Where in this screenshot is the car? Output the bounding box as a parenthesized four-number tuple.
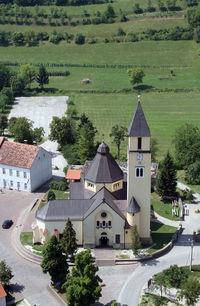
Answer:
(2, 220, 13, 229)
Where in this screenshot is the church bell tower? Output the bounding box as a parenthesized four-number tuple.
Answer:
(127, 96, 151, 242)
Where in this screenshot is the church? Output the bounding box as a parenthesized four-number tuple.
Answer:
(32, 98, 151, 248)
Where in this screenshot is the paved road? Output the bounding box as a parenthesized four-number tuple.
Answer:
(118, 185, 200, 305)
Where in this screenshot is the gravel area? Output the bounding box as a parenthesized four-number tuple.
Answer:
(9, 96, 68, 177)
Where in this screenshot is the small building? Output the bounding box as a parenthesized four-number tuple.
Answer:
(0, 283, 6, 306)
(33, 98, 152, 247)
(65, 169, 82, 183)
(0, 137, 52, 192)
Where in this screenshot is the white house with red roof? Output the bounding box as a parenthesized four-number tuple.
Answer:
(0, 137, 52, 192)
(0, 283, 6, 306)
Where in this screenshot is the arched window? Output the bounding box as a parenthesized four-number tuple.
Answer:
(97, 221, 100, 227)
(108, 221, 111, 227)
(102, 221, 106, 227)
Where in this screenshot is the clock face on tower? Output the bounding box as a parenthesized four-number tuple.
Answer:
(136, 154, 143, 161)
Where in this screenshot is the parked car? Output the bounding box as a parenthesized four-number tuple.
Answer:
(2, 220, 13, 229)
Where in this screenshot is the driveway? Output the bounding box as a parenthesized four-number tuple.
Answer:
(9, 96, 68, 177)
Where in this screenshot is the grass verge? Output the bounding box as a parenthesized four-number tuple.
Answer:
(37, 189, 70, 211)
(20, 232, 43, 253)
(151, 192, 180, 221)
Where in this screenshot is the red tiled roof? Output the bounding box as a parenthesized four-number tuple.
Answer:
(66, 169, 82, 180)
(0, 138, 39, 169)
(0, 283, 6, 298)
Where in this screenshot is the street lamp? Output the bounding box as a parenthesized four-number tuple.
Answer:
(190, 238, 194, 272)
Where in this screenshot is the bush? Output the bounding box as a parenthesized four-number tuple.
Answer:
(75, 33, 85, 45)
(117, 27, 126, 36)
(181, 189, 194, 202)
(49, 180, 68, 191)
(47, 190, 56, 201)
(133, 3, 143, 14)
(186, 161, 200, 184)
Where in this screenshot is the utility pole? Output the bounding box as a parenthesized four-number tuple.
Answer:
(190, 238, 194, 272)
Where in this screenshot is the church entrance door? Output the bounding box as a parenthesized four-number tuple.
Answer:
(100, 236, 108, 247)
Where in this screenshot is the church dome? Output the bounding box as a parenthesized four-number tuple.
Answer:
(84, 142, 123, 183)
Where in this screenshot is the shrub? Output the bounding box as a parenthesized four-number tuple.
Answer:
(47, 190, 56, 201)
(133, 3, 143, 14)
(75, 33, 85, 45)
(117, 27, 126, 36)
(49, 180, 68, 191)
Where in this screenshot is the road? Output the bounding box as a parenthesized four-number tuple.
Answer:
(118, 188, 200, 306)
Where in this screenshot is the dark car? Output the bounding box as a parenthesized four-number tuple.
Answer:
(2, 220, 13, 229)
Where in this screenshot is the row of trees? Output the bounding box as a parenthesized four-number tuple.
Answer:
(0, 0, 109, 6)
(41, 218, 102, 305)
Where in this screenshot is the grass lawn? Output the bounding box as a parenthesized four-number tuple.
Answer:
(151, 192, 180, 220)
(147, 221, 177, 254)
(37, 189, 70, 211)
(0, 41, 195, 67)
(20, 232, 43, 254)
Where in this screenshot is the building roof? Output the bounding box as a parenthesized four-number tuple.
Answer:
(0, 137, 40, 169)
(128, 102, 150, 137)
(36, 187, 125, 222)
(36, 199, 94, 221)
(66, 169, 82, 180)
(84, 142, 123, 183)
(127, 196, 140, 213)
(0, 283, 6, 298)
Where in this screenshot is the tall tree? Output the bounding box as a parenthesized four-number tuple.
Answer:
(173, 123, 200, 169)
(62, 249, 102, 306)
(0, 64, 11, 90)
(0, 260, 13, 288)
(41, 235, 68, 285)
(0, 114, 8, 134)
(49, 116, 76, 146)
(131, 225, 141, 256)
(60, 218, 77, 259)
(179, 276, 200, 306)
(127, 68, 145, 87)
(37, 64, 49, 89)
(78, 116, 97, 164)
(110, 124, 127, 160)
(156, 151, 177, 201)
(19, 64, 36, 88)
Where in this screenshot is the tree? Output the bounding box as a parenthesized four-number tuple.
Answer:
(41, 235, 68, 285)
(131, 225, 141, 256)
(32, 127, 44, 143)
(36, 64, 49, 89)
(12, 32, 25, 46)
(0, 114, 8, 134)
(49, 116, 76, 146)
(153, 271, 168, 297)
(19, 64, 36, 88)
(60, 218, 77, 259)
(110, 125, 127, 160)
(62, 249, 102, 306)
(162, 265, 188, 288)
(104, 4, 116, 18)
(179, 276, 200, 305)
(11, 76, 26, 96)
(47, 190, 56, 201)
(0, 260, 13, 288)
(156, 152, 177, 201)
(173, 123, 200, 169)
(78, 118, 97, 164)
(0, 64, 11, 91)
(127, 68, 145, 87)
(151, 138, 159, 162)
(185, 160, 200, 184)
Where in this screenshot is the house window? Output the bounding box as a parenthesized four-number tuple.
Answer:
(2, 168, 5, 174)
(102, 221, 106, 227)
(24, 183, 27, 190)
(87, 182, 94, 188)
(16, 171, 20, 177)
(101, 212, 107, 218)
(10, 181, 13, 187)
(115, 235, 120, 244)
(113, 182, 120, 190)
(9, 169, 13, 176)
(138, 137, 142, 150)
(17, 182, 20, 190)
(97, 221, 100, 227)
(3, 180, 6, 187)
(24, 172, 27, 178)
(108, 221, 112, 227)
(135, 167, 144, 178)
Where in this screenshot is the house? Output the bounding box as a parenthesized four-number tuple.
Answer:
(33, 98, 152, 247)
(0, 283, 6, 306)
(0, 137, 52, 192)
(65, 169, 82, 183)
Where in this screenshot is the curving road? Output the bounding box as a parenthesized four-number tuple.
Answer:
(118, 186, 200, 306)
